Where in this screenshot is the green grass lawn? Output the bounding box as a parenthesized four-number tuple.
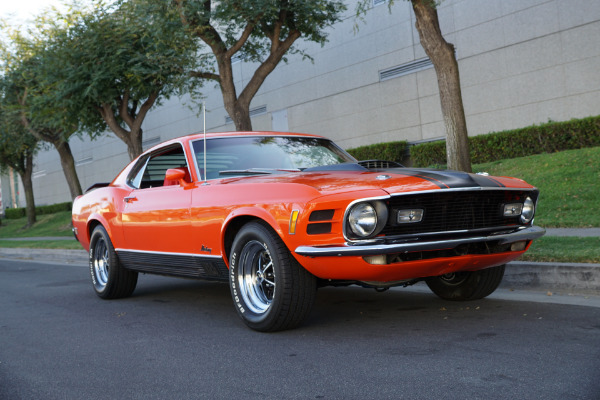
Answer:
(474, 146, 600, 228)
(0, 211, 74, 239)
(520, 237, 600, 263)
(0, 148, 598, 263)
(0, 239, 82, 249)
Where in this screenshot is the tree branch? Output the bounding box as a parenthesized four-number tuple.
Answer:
(131, 91, 159, 133)
(189, 70, 221, 81)
(239, 29, 300, 106)
(119, 91, 135, 129)
(99, 103, 131, 144)
(226, 22, 256, 58)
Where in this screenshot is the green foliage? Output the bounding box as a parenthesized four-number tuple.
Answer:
(178, 0, 347, 63)
(475, 146, 600, 228)
(346, 141, 408, 162)
(5, 202, 72, 220)
(47, 0, 204, 138)
(0, 239, 81, 249)
(176, 0, 346, 129)
(519, 237, 600, 263)
(1, 0, 204, 158)
(0, 210, 73, 238)
(411, 116, 600, 167)
(4, 208, 25, 219)
(0, 76, 40, 176)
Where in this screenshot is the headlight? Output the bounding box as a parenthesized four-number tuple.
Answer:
(346, 200, 389, 239)
(520, 197, 535, 224)
(348, 203, 378, 237)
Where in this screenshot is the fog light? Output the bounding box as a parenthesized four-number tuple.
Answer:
(363, 255, 388, 265)
(511, 241, 527, 252)
(503, 203, 523, 217)
(397, 209, 423, 224)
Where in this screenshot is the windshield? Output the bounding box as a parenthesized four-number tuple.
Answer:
(192, 136, 355, 180)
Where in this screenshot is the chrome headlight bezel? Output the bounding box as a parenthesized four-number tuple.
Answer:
(345, 199, 389, 240)
(520, 196, 535, 224)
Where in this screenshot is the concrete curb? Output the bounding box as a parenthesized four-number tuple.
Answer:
(504, 261, 600, 295)
(0, 248, 88, 264)
(1, 248, 598, 295)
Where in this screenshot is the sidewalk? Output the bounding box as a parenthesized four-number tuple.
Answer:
(0, 229, 598, 295)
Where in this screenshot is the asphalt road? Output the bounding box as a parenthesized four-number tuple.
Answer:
(1, 259, 599, 400)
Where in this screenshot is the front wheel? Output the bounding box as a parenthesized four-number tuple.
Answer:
(89, 226, 138, 299)
(426, 264, 505, 301)
(229, 222, 316, 332)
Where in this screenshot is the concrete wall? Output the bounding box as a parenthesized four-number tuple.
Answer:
(21, 0, 600, 206)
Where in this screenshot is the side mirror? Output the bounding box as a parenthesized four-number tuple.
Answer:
(165, 168, 186, 182)
(164, 168, 193, 188)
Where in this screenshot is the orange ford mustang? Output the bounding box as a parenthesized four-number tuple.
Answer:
(72, 131, 545, 331)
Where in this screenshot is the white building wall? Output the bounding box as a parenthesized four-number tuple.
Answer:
(26, 0, 600, 205)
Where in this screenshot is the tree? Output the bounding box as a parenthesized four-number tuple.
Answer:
(1, 19, 84, 200)
(358, 0, 472, 172)
(0, 77, 40, 227)
(173, 0, 346, 131)
(411, 0, 471, 172)
(59, 0, 203, 160)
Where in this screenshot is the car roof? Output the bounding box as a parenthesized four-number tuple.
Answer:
(147, 131, 326, 153)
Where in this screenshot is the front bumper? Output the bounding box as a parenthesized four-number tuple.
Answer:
(295, 226, 546, 257)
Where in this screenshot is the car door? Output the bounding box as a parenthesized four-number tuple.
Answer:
(120, 144, 194, 254)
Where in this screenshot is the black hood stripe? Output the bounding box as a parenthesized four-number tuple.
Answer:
(304, 163, 506, 189)
(391, 168, 506, 189)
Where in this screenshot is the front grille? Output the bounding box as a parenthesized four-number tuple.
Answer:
(382, 190, 533, 237)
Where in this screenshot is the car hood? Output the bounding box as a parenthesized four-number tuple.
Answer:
(220, 165, 533, 196)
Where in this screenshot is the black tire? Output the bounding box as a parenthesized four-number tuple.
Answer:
(425, 264, 505, 301)
(229, 222, 316, 332)
(89, 226, 138, 299)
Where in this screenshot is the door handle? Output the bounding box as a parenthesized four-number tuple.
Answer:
(124, 196, 138, 203)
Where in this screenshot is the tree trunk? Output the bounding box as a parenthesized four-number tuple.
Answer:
(227, 101, 252, 131)
(126, 128, 144, 160)
(20, 153, 36, 228)
(411, 0, 472, 172)
(53, 139, 83, 199)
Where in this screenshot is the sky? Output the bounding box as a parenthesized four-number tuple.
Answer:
(0, 0, 66, 26)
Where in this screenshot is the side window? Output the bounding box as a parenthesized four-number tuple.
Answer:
(127, 155, 150, 188)
(126, 145, 189, 189)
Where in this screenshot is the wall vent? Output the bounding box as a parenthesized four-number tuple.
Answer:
(379, 58, 433, 81)
(373, 0, 387, 6)
(33, 170, 46, 179)
(75, 157, 93, 167)
(225, 105, 267, 124)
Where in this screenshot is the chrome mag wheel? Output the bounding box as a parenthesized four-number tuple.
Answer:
(92, 237, 110, 291)
(237, 240, 276, 314)
(229, 222, 317, 331)
(88, 225, 138, 299)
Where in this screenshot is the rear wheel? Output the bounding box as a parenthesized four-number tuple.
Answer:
(426, 264, 505, 301)
(229, 222, 316, 332)
(89, 226, 138, 299)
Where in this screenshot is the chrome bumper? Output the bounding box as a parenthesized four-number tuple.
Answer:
(294, 226, 546, 257)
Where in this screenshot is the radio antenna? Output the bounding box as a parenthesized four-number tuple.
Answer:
(203, 102, 207, 182)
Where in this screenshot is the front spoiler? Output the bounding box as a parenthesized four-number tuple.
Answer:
(295, 226, 546, 258)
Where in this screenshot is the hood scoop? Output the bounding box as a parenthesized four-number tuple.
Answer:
(358, 160, 404, 169)
(303, 160, 404, 173)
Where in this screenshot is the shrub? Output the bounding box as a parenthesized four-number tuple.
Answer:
(4, 208, 26, 219)
(37, 202, 72, 215)
(411, 115, 600, 167)
(4, 202, 72, 220)
(346, 141, 408, 163)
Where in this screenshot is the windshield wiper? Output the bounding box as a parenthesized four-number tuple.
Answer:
(218, 168, 300, 176)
